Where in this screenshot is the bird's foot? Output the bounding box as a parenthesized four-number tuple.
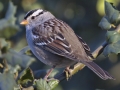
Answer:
(64, 67, 72, 80)
(43, 67, 54, 81)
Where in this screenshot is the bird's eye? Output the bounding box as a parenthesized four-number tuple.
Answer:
(31, 16, 35, 19)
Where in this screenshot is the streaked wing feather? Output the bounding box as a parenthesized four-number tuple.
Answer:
(34, 33, 73, 57)
(32, 19, 75, 59)
(77, 35, 94, 59)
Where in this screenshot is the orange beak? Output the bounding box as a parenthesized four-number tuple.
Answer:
(20, 20, 29, 25)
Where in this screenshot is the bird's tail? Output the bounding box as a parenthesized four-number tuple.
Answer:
(82, 61, 115, 80)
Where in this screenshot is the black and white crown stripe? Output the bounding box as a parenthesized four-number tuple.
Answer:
(24, 9, 38, 19)
(32, 9, 43, 16)
(24, 9, 47, 19)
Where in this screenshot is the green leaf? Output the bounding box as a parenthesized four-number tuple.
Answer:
(0, 38, 10, 54)
(3, 49, 35, 68)
(36, 79, 51, 90)
(0, 38, 8, 49)
(5, 1, 17, 24)
(106, 30, 120, 44)
(0, 71, 19, 90)
(98, 16, 111, 30)
(0, 26, 19, 39)
(103, 40, 120, 56)
(19, 46, 32, 55)
(105, 1, 120, 24)
(17, 67, 34, 87)
(48, 79, 59, 90)
(0, 1, 19, 39)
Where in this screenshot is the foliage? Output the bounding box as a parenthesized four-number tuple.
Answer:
(0, 2, 19, 38)
(98, 1, 120, 57)
(0, 0, 120, 90)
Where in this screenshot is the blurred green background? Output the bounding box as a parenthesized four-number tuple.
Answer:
(0, 0, 120, 90)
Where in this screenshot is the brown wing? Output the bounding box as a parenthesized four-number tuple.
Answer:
(32, 18, 86, 61)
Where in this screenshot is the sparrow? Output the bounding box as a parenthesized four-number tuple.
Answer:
(20, 9, 114, 80)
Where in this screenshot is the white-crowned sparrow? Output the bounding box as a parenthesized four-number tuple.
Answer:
(20, 9, 114, 80)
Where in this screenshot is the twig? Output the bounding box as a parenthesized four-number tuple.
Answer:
(92, 41, 108, 58)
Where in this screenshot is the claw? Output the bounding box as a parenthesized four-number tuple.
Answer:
(64, 67, 72, 80)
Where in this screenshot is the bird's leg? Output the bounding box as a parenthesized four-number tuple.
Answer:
(64, 66, 72, 80)
(44, 66, 55, 80)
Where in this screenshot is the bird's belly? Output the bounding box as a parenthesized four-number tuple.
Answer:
(32, 46, 75, 68)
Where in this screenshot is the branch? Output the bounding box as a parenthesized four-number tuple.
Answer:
(92, 41, 108, 58)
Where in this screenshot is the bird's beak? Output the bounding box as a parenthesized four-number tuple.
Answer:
(20, 20, 29, 25)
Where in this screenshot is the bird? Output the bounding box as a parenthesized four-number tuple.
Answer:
(20, 9, 114, 80)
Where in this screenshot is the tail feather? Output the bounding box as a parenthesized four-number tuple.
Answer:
(82, 61, 115, 80)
